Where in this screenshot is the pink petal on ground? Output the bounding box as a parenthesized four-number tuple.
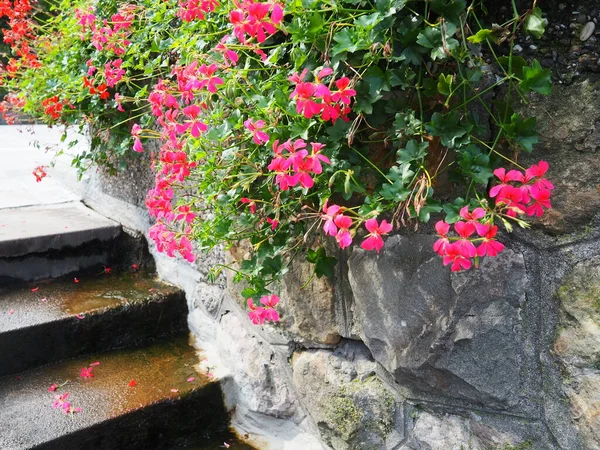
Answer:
(76, 314, 85, 320)
(31, 287, 39, 292)
(8, 309, 14, 315)
(171, 388, 179, 393)
(187, 377, 195, 382)
(40, 297, 47, 302)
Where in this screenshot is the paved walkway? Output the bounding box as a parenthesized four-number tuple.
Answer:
(0, 125, 87, 209)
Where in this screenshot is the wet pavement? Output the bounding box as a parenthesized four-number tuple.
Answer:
(0, 336, 229, 449)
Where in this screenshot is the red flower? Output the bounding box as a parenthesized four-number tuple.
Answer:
(433, 220, 450, 256)
(80, 367, 94, 378)
(442, 243, 472, 272)
(360, 218, 392, 253)
(475, 223, 504, 257)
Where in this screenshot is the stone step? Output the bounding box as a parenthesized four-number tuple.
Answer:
(0, 336, 230, 450)
(0, 271, 187, 376)
(0, 202, 122, 283)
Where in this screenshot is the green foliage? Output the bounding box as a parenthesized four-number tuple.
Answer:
(0, 0, 552, 293)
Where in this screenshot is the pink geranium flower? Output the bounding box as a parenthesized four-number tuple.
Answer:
(360, 218, 392, 252)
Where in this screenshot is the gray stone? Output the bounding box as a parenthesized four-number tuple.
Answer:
(277, 255, 341, 345)
(400, 410, 538, 450)
(348, 235, 531, 412)
(0, 202, 120, 257)
(555, 258, 600, 449)
(292, 341, 404, 450)
(520, 79, 600, 234)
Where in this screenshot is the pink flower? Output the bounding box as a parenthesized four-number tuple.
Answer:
(247, 295, 280, 325)
(475, 223, 504, 257)
(48, 384, 58, 392)
(176, 205, 196, 223)
(453, 221, 477, 258)
(240, 198, 257, 214)
(80, 367, 94, 378)
(433, 220, 450, 255)
(334, 214, 353, 249)
(331, 77, 356, 105)
(267, 217, 278, 230)
(459, 206, 485, 222)
(244, 118, 269, 145)
(442, 243, 472, 271)
(360, 218, 392, 253)
(525, 185, 552, 217)
(322, 201, 341, 236)
(489, 167, 524, 197)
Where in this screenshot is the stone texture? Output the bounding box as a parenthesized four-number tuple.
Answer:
(292, 341, 404, 450)
(555, 258, 600, 449)
(216, 311, 297, 419)
(277, 255, 341, 345)
(348, 235, 531, 412)
(400, 410, 532, 450)
(521, 78, 600, 234)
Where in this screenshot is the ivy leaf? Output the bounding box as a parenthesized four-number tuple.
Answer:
(457, 144, 493, 184)
(397, 139, 428, 163)
(442, 197, 467, 223)
(332, 28, 360, 55)
(430, 0, 466, 23)
(437, 73, 453, 96)
(362, 66, 390, 96)
(467, 28, 495, 43)
(417, 26, 458, 60)
(306, 247, 337, 278)
(519, 59, 551, 95)
(380, 180, 410, 201)
(502, 113, 538, 152)
(525, 7, 546, 39)
(425, 112, 471, 148)
(497, 55, 527, 79)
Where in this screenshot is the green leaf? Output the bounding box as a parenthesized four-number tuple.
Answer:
(416, 26, 459, 60)
(502, 113, 539, 152)
(332, 28, 360, 55)
(397, 139, 428, 163)
(524, 7, 546, 39)
(497, 55, 527, 79)
(457, 144, 493, 184)
(519, 59, 551, 95)
(467, 28, 494, 43)
(307, 247, 337, 278)
(425, 111, 472, 148)
(380, 180, 410, 201)
(430, 0, 466, 22)
(437, 73, 453, 96)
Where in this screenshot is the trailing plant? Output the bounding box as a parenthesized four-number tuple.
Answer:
(0, 0, 553, 325)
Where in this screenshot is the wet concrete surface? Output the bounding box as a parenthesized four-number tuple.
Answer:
(183, 430, 258, 450)
(0, 335, 230, 450)
(0, 271, 187, 375)
(0, 202, 120, 258)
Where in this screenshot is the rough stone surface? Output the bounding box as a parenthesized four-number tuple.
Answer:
(555, 258, 600, 449)
(216, 311, 297, 419)
(277, 256, 341, 345)
(400, 410, 538, 450)
(520, 79, 600, 234)
(292, 341, 404, 450)
(348, 235, 531, 412)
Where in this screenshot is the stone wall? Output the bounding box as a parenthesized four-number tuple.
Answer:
(63, 2, 600, 448)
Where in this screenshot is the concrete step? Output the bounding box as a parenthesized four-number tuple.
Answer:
(0, 336, 230, 450)
(0, 201, 122, 283)
(0, 271, 187, 376)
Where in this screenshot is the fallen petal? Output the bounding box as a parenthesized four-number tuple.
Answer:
(128, 379, 137, 387)
(76, 314, 85, 320)
(186, 377, 195, 382)
(31, 287, 39, 292)
(170, 388, 179, 393)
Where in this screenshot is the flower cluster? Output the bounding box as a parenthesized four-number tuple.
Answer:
(434, 161, 553, 271)
(247, 294, 280, 325)
(267, 139, 330, 190)
(177, 0, 219, 22)
(229, 0, 284, 44)
(320, 200, 393, 252)
(288, 69, 356, 122)
(76, 5, 135, 55)
(41, 95, 65, 120)
(490, 161, 553, 218)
